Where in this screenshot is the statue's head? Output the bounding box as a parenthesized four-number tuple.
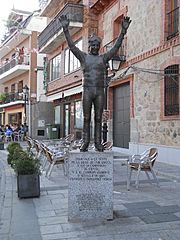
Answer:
(88, 32, 101, 55)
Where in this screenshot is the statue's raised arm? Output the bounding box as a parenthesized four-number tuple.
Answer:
(122, 16, 131, 34)
(104, 16, 131, 61)
(59, 15, 84, 61)
(59, 15, 70, 32)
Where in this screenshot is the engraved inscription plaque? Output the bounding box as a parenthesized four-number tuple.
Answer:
(68, 151, 113, 221)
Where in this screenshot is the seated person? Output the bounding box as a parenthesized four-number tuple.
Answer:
(13, 124, 21, 133)
(0, 125, 4, 133)
(5, 125, 13, 137)
(13, 124, 23, 141)
(0, 125, 5, 140)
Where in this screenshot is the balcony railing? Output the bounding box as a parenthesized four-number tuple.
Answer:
(0, 56, 30, 76)
(38, 3, 84, 50)
(0, 92, 23, 105)
(167, 7, 179, 40)
(103, 38, 126, 62)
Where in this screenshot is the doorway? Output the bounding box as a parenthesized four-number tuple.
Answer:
(113, 83, 130, 148)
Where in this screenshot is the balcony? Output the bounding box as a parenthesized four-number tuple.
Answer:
(38, 3, 84, 54)
(167, 7, 179, 40)
(0, 92, 24, 108)
(0, 56, 30, 83)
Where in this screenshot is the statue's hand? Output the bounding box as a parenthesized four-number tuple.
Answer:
(59, 15, 70, 31)
(122, 16, 131, 34)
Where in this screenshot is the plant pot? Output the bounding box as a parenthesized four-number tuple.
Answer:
(17, 174, 40, 198)
(0, 143, 4, 150)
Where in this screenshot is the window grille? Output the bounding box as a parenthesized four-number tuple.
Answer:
(164, 65, 179, 116)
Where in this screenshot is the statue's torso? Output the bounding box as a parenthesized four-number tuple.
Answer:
(81, 54, 106, 89)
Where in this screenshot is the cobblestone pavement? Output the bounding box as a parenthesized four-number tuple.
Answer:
(0, 143, 180, 240)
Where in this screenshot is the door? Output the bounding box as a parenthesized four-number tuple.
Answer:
(113, 83, 130, 148)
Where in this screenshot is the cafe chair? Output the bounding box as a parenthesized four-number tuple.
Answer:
(5, 132, 13, 142)
(102, 141, 113, 150)
(25, 136, 36, 155)
(33, 139, 43, 159)
(59, 133, 75, 143)
(45, 150, 66, 177)
(13, 130, 23, 142)
(128, 148, 159, 189)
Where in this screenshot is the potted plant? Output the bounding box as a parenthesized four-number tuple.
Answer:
(12, 148, 41, 198)
(7, 142, 22, 165)
(0, 135, 4, 150)
(0, 92, 8, 103)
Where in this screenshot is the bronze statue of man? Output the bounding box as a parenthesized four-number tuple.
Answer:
(59, 15, 131, 152)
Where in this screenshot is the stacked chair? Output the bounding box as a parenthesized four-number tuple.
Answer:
(25, 135, 72, 178)
(25, 135, 113, 178)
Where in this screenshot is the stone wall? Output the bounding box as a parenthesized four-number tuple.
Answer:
(130, 44, 180, 146)
(102, 0, 180, 149)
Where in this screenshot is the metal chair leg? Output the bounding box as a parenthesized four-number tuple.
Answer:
(135, 166, 141, 189)
(47, 162, 55, 178)
(151, 169, 160, 187)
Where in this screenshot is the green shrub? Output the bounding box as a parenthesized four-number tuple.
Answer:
(7, 142, 22, 165)
(12, 150, 41, 175)
(0, 92, 8, 102)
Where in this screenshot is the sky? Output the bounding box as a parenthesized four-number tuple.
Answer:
(0, 0, 39, 41)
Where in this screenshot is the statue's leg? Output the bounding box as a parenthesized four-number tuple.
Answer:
(80, 91, 92, 152)
(94, 93, 104, 152)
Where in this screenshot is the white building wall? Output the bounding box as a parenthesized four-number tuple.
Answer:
(36, 53, 47, 102)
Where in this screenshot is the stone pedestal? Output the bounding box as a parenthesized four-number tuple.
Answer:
(68, 151, 113, 222)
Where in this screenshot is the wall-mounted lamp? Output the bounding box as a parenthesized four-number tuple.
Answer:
(108, 55, 126, 72)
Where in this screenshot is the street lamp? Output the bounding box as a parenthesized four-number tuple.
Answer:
(102, 56, 125, 143)
(108, 56, 125, 71)
(23, 85, 29, 137)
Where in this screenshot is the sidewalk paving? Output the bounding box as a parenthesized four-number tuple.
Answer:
(0, 145, 180, 240)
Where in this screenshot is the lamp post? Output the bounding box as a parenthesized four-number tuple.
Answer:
(23, 85, 29, 137)
(102, 56, 124, 143)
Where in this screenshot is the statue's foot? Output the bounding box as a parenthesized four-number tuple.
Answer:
(95, 143, 104, 152)
(80, 142, 89, 152)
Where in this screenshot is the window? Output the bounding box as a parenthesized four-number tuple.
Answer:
(11, 84, 15, 93)
(50, 54, 61, 81)
(64, 39, 82, 74)
(74, 100, 83, 129)
(55, 105, 61, 124)
(166, 0, 179, 40)
(164, 65, 179, 116)
(104, 14, 126, 61)
(4, 87, 8, 93)
(18, 81, 23, 93)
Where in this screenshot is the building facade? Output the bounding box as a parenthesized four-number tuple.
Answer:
(0, 9, 53, 139)
(38, 0, 180, 164)
(38, 0, 98, 140)
(91, 0, 180, 165)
